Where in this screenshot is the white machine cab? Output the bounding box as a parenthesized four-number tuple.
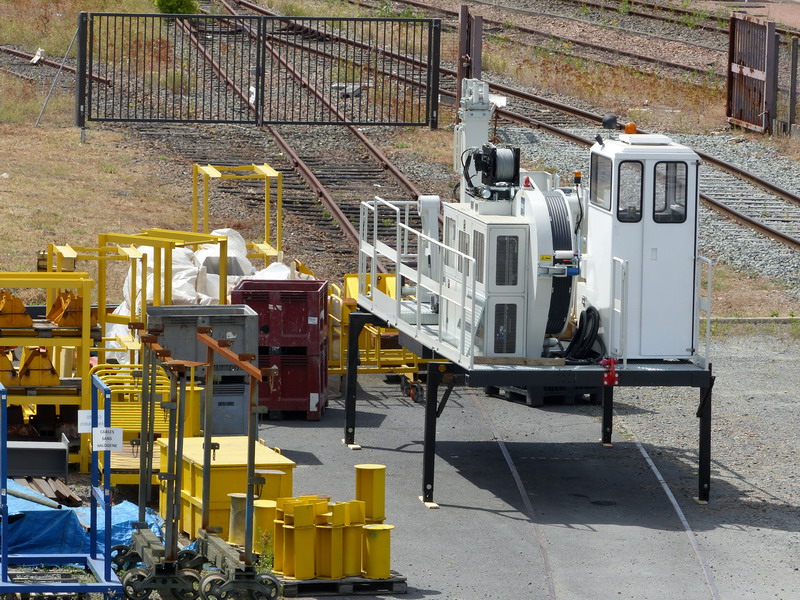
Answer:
(580, 133, 701, 359)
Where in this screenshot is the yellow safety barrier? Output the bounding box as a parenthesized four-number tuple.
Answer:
(291, 260, 440, 382)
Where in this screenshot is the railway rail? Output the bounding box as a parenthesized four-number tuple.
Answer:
(348, 0, 731, 81)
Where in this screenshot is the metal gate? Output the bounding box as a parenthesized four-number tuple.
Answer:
(726, 13, 777, 133)
(76, 12, 440, 127)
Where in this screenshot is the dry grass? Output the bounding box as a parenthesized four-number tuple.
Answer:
(0, 123, 192, 302)
(0, 73, 74, 126)
(706, 261, 798, 318)
(0, 0, 155, 58)
(482, 37, 728, 134)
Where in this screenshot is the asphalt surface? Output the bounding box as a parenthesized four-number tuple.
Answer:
(256, 345, 799, 600)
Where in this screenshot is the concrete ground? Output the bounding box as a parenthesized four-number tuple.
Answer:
(258, 340, 799, 600)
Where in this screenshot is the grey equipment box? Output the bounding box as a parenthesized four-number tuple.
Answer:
(147, 305, 259, 435)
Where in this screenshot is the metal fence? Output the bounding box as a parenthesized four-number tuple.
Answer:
(726, 14, 777, 133)
(726, 13, 799, 135)
(76, 12, 440, 127)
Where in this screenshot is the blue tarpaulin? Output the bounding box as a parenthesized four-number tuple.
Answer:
(4, 479, 163, 555)
(74, 500, 164, 554)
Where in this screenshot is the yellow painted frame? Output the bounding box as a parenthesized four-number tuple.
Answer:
(192, 163, 284, 262)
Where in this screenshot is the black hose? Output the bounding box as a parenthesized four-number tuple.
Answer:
(563, 306, 604, 363)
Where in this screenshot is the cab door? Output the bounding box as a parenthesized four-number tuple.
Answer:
(639, 160, 698, 356)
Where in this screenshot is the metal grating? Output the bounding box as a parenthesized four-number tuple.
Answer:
(493, 303, 516, 354)
(495, 235, 519, 286)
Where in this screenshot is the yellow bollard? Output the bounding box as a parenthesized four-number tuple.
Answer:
(253, 499, 277, 553)
(342, 500, 365, 577)
(354, 464, 386, 522)
(315, 503, 346, 580)
(272, 497, 294, 575)
(283, 502, 315, 580)
(362, 524, 394, 579)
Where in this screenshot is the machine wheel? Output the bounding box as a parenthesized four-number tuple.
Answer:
(170, 569, 201, 600)
(252, 574, 280, 600)
(110, 544, 132, 570)
(400, 376, 411, 396)
(409, 382, 424, 403)
(199, 573, 228, 600)
(122, 568, 151, 600)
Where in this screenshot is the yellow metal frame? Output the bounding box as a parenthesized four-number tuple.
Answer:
(328, 272, 439, 377)
(99, 230, 230, 309)
(0, 272, 95, 470)
(192, 163, 284, 262)
(46, 242, 147, 363)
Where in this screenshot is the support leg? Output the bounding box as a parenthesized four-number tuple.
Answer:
(343, 313, 385, 446)
(601, 385, 614, 447)
(697, 369, 715, 503)
(343, 313, 369, 446)
(422, 364, 443, 505)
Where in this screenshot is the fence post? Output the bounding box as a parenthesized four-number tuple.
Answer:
(790, 37, 798, 132)
(75, 12, 88, 129)
(765, 22, 777, 132)
(429, 19, 441, 130)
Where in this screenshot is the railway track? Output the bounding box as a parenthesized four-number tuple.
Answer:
(481, 86, 800, 250)
(206, 1, 800, 252)
(95, 2, 435, 279)
(349, 0, 731, 81)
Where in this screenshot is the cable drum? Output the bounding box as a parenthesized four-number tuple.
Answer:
(494, 148, 517, 182)
(543, 192, 574, 335)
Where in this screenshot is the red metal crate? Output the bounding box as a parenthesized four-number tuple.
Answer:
(231, 279, 328, 350)
(258, 350, 328, 421)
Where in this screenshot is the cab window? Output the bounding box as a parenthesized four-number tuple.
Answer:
(590, 153, 612, 211)
(617, 161, 643, 222)
(654, 162, 687, 223)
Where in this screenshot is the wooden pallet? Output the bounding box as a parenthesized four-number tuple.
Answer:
(279, 572, 407, 597)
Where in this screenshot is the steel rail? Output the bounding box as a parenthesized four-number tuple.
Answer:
(377, 0, 799, 40)
(0, 45, 111, 85)
(468, 0, 729, 36)
(698, 193, 800, 249)
(222, 0, 423, 201)
(348, 0, 726, 80)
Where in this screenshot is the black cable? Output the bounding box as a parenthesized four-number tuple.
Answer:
(562, 306, 604, 364)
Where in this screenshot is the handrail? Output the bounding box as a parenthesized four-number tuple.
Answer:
(611, 257, 629, 368)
